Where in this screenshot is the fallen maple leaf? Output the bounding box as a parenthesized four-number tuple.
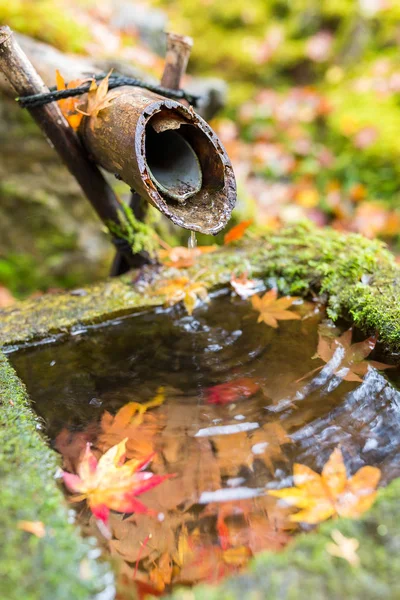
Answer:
(17, 520, 46, 538)
(230, 273, 259, 299)
(326, 529, 360, 567)
(55, 70, 86, 130)
(269, 447, 381, 524)
(98, 390, 165, 461)
(207, 377, 260, 405)
(224, 220, 253, 244)
(78, 70, 114, 119)
(155, 277, 209, 315)
(159, 245, 217, 269)
(300, 328, 393, 383)
(251, 288, 301, 328)
(62, 438, 172, 523)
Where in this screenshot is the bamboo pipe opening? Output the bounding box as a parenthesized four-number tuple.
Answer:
(145, 125, 202, 202)
(80, 88, 237, 234)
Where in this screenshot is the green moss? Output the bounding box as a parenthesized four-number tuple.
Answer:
(167, 478, 400, 599)
(0, 352, 111, 599)
(1, 222, 400, 349)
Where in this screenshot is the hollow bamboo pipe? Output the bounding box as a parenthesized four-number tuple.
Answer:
(80, 87, 236, 235)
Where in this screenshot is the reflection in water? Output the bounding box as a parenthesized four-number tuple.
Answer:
(9, 294, 400, 595)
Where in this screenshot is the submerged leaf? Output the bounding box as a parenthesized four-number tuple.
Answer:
(269, 447, 380, 524)
(301, 328, 394, 382)
(62, 438, 172, 523)
(206, 377, 260, 405)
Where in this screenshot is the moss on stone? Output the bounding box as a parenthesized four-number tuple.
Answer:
(0, 352, 111, 600)
(167, 478, 400, 600)
(1, 222, 400, 349)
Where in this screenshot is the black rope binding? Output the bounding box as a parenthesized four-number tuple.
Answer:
(16, 73, 201, 109)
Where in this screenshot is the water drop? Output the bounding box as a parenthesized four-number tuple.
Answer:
(188, 231, 197, 249)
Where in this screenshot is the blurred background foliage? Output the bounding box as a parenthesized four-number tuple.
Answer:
(1, 0, 400, 301)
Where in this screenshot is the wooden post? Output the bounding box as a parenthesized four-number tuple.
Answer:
(0, 26, 140, 269)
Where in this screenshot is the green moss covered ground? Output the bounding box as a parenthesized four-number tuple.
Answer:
(0, 352, 111, 600)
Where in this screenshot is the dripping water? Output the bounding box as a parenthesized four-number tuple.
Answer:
(188, 230, 197, 249)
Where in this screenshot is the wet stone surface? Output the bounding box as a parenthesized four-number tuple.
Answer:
(8, 294, 400, 594)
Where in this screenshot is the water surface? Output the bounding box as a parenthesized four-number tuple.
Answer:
(9, 294, 400, 595)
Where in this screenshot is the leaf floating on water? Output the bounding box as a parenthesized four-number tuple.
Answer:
(17, 520, 46, 538)
(206, 377, 260, 405)
(159, 245, 217, 269)
(251, 288, 301, 328)
(269, 447, 381, 524)
(224, 220, 253, 244)
(300, 327, 394, 382)
(326, 529, 360, 567)
(62, 438, 172, 524)
(155, 277, 209, 315)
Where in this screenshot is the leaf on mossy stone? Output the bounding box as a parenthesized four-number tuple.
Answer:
(155, 277, 209, 315)
(224, 220, 253, 244)
(159, 245, 217, 268)
(17, 520, 46, 538)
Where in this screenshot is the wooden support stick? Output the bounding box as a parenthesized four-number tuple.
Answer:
(0, 26, 139, 268)
(111, 31, 194, 276)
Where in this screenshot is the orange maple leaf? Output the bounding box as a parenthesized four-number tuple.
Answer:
(98, 389, 165, 460)
(300, 328, 393, 383)
(55, 70, 86, 130)
(155, 277, 209, 315)
(17, 520, 46, 538)
(224, 220, 253, 244)
(251, 288, 301, 328)
(78, 70, 114, 119)
(159, 245, 217, 269)
(62, 438, 172, 523)
(269, 447, 381, 524)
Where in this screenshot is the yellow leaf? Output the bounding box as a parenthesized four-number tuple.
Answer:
(269, 448, 380, 524)
(78, 70, 114, 119)
(17, 520, 46, 538)
(326, 530, 360, 567)
(155, 277, 209, 315)
(251, 289, 301, 328)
